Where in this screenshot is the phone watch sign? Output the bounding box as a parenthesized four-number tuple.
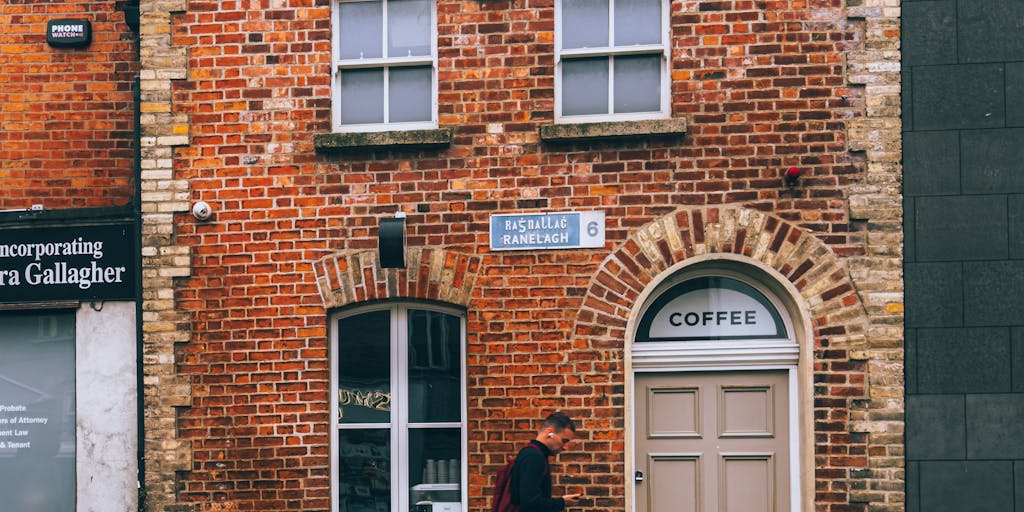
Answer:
(0, 224, 136, 303)
(46, 19, 91, 47)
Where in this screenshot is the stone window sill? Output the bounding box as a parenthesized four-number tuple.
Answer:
(539, 118, 688, 142)
(314, 128, 452, 152)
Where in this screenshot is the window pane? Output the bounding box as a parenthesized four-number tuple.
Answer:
(614, 0, 661, 46)
(0, 312, 76, 511)
(388, 0, 431, 57)
(562, 0, 608, 49)
(340, 1, 383, 60)
(338, 429, 391, 512)
(407, 310, 460, 423)
(340, 69, 386, 125)
(388, 67, 432, 124)
(562, 57, 609, 116)
(613, 54, 661, 113)
(409, 428, 462, 503)
(337, 310, 391, 423)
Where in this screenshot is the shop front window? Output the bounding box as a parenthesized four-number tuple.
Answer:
(0, 311, 76, 511)
(333, 304, 464, 512)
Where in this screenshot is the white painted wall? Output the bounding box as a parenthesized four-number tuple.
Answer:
(76, 301, 137, 511)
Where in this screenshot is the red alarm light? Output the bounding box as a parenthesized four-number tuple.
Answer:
(784, 166, 800, 186)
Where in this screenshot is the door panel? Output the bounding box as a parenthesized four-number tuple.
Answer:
(648, 454, 701, 512)
(635, 371, 790, 512)
(647, 386, 700, 437)
(721, 454, 774, 512)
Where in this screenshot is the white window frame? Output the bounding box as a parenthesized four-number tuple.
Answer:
(330, 303, 467, 512)
(331, 0, 439, 132)
(554, 0, 671, 123)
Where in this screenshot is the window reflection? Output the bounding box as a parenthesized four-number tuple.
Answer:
(338, 310, 391, 423)
(408, 310, 460, 423)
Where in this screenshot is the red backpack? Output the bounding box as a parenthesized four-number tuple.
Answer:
(491, 444, 542, 512)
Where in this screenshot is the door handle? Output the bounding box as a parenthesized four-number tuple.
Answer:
(635, 470, 644, 484)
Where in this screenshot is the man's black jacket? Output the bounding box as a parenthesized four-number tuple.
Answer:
(510, 440, 565, 512)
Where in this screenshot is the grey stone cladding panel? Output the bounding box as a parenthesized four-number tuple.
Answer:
(913, 64, 1004, 131)
(905, 328, 918, 393)
(1007, 63, 1024, 127)
(903, 67, 914, 131)
(915, 195, 1006, 261)
(905, 262, 963, 327)
(919, 461, 1015, 512)
(962, 129, 1024, 193)
(916, 327, 1011, 393)
(1017, 461, 1024, 512)
(1010, 195, 1024, 259)
(906, 462, 920, 512)
(958, 0, 1024, 64)
(964, 261, 1024, 326)
(1015, 328, 1024, 393)
(903, 131, 960, 197)
(904, 197, 916, 262)
(966, 394, 1024, 459)
(903, 1, 957, 66)
(906, 394, 966, 460)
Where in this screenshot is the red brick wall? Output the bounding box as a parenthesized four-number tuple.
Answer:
(170, 1, 872, 510)
(0, 1, 136, 210)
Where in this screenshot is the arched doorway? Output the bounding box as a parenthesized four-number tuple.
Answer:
(629, 257, 809, 512)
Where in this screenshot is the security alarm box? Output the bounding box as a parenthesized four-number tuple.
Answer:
(47, 19, 91, 47)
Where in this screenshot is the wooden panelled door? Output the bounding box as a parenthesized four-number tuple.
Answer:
(635, 371, 790, 512)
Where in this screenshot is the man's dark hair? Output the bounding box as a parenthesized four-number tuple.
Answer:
(541, 411, 575, 432)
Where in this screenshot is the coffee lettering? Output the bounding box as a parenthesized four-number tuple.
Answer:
(671, 310, 759, 327)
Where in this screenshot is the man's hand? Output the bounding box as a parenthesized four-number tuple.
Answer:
(562, 493, 582, 505)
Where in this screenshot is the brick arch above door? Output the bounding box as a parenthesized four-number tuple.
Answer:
(575, 204, 878, 511)
(576, 205, 869, 347)
(313, 247, 481, 308)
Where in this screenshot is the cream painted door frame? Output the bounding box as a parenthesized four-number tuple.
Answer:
(627, 263, 806, 512)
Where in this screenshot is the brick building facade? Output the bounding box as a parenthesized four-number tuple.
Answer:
(140, 0, 904, 510)
(0, 1, 141, 510)
(1, 0, 905, 511)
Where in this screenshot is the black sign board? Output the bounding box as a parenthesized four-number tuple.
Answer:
(46, 19, 91, 47)
(0, 224, 136, 303)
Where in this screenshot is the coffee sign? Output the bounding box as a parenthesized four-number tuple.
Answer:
(0, 224, 136, 303)
(637, 276, 787, 341)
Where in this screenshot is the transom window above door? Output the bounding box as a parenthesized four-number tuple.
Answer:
(636, 276, 788, 342)
(556, 0, 670, 122)
(332, 0, 437, 132)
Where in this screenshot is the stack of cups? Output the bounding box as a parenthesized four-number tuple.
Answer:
(447, 459, 459, 483)
(437, 458, 448, 484)
(425, 459, 437, 484)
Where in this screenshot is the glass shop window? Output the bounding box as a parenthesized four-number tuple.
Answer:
(0, 311, 76, 510)
(333, 304, 465, 512)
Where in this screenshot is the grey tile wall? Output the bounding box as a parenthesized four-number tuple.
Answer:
(904, 1, 1024, 510)
(918, 461, 1014, 512)
(915, 196, 1006, 260)
(966, 394, 1024, 459)
(916, 328, 1011, 393)
(903, 262, 962, 327)
(906, 395, 965, 459)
